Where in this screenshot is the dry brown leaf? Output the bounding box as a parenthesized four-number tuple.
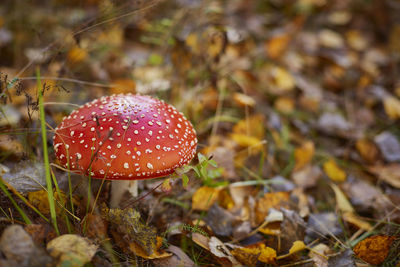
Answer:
(255, 192, 291, 224)
(28, 190, 77, 215)
(309, 243, 330, 267)
(369, 164, 400, 188)
(231, 243, 276, 265)
(192, 186, 221, 211)
(294, 141, 315, 170)
(353, 235, 396, 265)
(208, 237, 242, 266)
(265, 33, 291, 59)
(355, 138, 379, 163)
(323, 159, 346, 182)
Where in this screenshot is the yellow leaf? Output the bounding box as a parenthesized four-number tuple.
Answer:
(217, 189, 235, 210)
(233, 114, 265, 140)
(128, 236, 172, 259)
(186, 33, 200, 54)
(67, 46, 88, 65)
(343, 212, 372, 231)
(274, 97, 295, 114)
(383, 96, 400, 119)
(323, 159, 346, 182)
(232, 243, 276, 265)
(255, 192, 290, 224)
(28, 190, 77, 215)
(233, 92, 256, 107)
(271, 66, 295, 92)
(330, 183, 354, 213)
(258, 245, 277, 264)
(230, 133, 263, 148)
(289, 241, 307, 254)
(192, 186, 220, 211)
(294, 141, 315, 170)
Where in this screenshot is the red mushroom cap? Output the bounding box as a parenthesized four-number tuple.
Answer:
(53, 94, 197, 180)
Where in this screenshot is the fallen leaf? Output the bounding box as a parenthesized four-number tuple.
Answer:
(277, 240, 307, 260)
(101, 205, 157, 255)
(28, 190, 76, 215)
(330, 183, 354, 213)
(323, 159, 347, 182)
(270, 66, 295, 92)
(291, 165, 321, 188)
(231, 243, 276, 265)
(265, 32, 291, 59)
(191, 186, 220, 211)
(233, 92, 256, 107)
(374, 131, 400, 162)
(346, 30, 368, 51)
(369, 164, 400, 188)
(353, 235, 396, 265)
(208, 236, 243, 266)
(309, 243, 329, 267)
(128, 236, 171, 259)
(153, 245, 195, 267)
(342, 212, 372, 231)
(82, 214, 108, 240)
(355, 138, 379, 163)
(47, 234, 98, 267)
(205, 204, 234, 236)
(274, 96, 295, 114)
(319, 29, 344, 48)
(67, 46, 88, 65)
(294, 141, 315, 170)
(255, 192, 291, 224)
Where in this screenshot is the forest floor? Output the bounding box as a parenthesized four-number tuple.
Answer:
(0, 0, 400, 266)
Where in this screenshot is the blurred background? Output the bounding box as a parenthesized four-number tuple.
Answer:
(1, 0, 400, 266)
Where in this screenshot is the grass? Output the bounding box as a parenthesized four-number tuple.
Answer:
(37, 68, 59, 235)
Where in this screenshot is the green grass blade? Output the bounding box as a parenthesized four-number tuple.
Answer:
(0, 178, 31, 224)
(36, 68, 59, 235)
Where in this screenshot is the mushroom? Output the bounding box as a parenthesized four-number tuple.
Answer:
(53, 94, 197, 207)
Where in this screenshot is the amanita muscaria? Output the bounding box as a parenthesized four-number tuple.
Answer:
(53, 94, 197, 207)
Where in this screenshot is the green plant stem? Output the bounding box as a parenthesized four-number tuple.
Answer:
(37, 68, 59, 235)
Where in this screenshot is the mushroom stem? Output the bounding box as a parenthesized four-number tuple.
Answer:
(110, 180, 138, 208)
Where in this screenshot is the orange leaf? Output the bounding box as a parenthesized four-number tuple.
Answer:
(294, 141, 315, 170)
(353, 235, 396, 265)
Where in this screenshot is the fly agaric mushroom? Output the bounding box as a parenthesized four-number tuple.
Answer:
(53, 94, 197, 207)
